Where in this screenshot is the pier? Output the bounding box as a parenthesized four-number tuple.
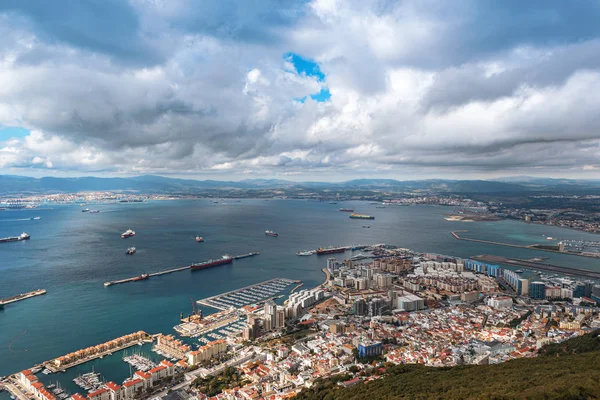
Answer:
(0, 289, 46, 307)
(472, 254, 600, 280)
(290, 282, 304, 294)
(451, 231, 597, 258)
(233, 252, 260, 259)
(103, 252, 260, 286)
(196, 278, 299, 311)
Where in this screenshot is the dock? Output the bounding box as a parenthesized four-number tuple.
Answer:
(451, 231, 597, 259)
(0, 289, 46, 306)
(472, 254, 600, 280)
(196, 278, 299, 311)
(103, 252, 260, 286)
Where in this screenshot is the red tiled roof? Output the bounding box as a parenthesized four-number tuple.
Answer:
(71, 394, 86, 400)
(87, 388, 108, 398)
(21, 369, 33, 375)
(148, 365, 166, 374)
(105, 382, 121, 391)
(134, 371, 151, 380)
(122, 379, 143, 388)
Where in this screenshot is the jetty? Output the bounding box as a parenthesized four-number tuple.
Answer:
(233, 252, 260, 259)
(0, 289, 46, 307)
(103, 252, 260, 286)
(451, 231, 597, 259)
(472, 254, 600, 280)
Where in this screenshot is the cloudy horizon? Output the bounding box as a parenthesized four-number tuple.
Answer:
(1, 0, 600, 181)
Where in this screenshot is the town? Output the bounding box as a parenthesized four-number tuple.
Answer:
(3, 244, 600, 400)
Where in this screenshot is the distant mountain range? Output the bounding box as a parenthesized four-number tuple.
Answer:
(1, 174, 600, 195)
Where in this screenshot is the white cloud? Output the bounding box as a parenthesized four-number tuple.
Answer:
(0, 0, 600, 179)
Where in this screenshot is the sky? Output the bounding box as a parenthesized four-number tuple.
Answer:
(1, 0, 600, 181)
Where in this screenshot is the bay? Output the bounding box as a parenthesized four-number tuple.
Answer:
(1, 199, 599, 378)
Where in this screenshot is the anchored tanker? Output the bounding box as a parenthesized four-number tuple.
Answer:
(316, 246, 346, 255)
(190, 255, 233, 271)
(349, 213, 375, 220)
(0, 232, 30, 243)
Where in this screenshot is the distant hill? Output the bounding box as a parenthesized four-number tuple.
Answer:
(1, 174, 600, 195)
(296, 331, 600, 400)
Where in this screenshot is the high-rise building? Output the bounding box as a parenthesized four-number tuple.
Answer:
(264, 300, 277, 331)
(243, 315, 261, 340)
(369, 298, 389, 317)
(275, 309, 286, 329)
(529, 282, 546, 300)
(376, 274, 393, 289)
(352, 298, 368, 316)
(396, 294, 424, 312)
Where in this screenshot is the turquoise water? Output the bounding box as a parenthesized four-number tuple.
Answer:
(1, 200, 598, 381)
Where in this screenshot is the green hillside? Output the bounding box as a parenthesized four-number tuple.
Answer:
(296, 331, 600, 400)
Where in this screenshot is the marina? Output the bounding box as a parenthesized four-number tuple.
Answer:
(196, 278, 298, 311)
(123, 353, 155, 372)
(73, 371, 103, 392)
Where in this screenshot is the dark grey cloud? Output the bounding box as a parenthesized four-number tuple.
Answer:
(0, 0, 162, 65)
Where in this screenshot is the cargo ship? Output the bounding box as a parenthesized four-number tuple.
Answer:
(131, 274, 149, 282)
(196, 236, 204, 243)
(339, 208, 354, 212)
(349, 213, 375, 220)
(190, 255, 233, 271)
(121, 229, 135, 238)
(126, 247, 136, 255)
(265, 230, 278, 237)
(0, 232, 30, 243)
(316, 246, 346, 255)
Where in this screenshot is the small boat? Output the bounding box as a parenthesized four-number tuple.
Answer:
(296, 250, 316, 256)
(126, 247, 136, 255)
(30, 216, 41, 220)
(89, 210, 100, 213)
(82, 208, 90, 212)
(122, 229, 135, 238)
(265, 230, 278, 237)
(196, 236, 204, 243)
(362, 225, 370, 228)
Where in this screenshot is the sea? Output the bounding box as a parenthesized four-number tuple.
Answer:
(1, 199, 599, 393)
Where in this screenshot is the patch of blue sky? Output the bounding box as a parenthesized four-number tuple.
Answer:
(0, 126, 30, 140)
(284, 52, 325, 81)
(285, 52, 331, 103)
(310, 88, 331, 102)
